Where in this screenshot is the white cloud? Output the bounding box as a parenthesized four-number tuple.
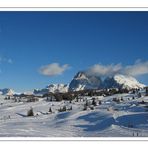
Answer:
(85, 63, 122, 77)
(85, 60, 148, 77)
(39, 63, 70, 77)
(124, 61, 148, 76)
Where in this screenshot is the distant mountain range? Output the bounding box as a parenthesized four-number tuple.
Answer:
(0, 71, 146, 96)
(33, 72, 146, 95)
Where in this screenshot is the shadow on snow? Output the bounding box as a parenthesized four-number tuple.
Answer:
(75, 112, 115, 132)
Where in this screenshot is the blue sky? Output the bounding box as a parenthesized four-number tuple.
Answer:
(0, 11, 148, 92)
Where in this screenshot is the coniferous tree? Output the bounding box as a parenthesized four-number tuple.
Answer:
(70, 106, 72, 110)
(92, 98, 97, 106)
(63, 106, 66, 111)
(83, 104, 87, 111)
(146, 87, 148, 96)
(49, 107, 52, 113)
(27, 107, 34, 116)
(99, 100, 102, 105)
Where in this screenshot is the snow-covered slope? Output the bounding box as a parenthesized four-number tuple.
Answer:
(0, 88, 14, 96)
(1, 90, 148, 137)
(103, 74, 145, 89)
(69, 72, 102, 91)
(34, 84, 68, 95)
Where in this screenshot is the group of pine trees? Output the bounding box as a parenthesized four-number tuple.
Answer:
(83, 98, 102, 111)
(27, 105, 73, 117)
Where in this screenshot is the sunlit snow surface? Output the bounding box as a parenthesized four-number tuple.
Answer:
(0, 93, 148, 137)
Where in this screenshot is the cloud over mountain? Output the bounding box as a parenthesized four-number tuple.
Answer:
(85, 60, 148, 77)
(39, 63, 70, 77)
(124, 60, 148, 76)
(85, 63, 122, 77)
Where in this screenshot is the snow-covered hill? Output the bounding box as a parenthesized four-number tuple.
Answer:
(103, 74, 145, 89)
(0, 89, 148, 137)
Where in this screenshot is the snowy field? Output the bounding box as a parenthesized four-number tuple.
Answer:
(0, 93, 148, 137)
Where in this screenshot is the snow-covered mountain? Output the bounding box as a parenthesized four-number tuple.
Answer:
(103, 74, 145, 89)
(69, 72, 145, 91)
(69, 72, 102, 91)
(46, 84, 69, 93)
(0, 88, 14, 96)
(33, 84, 69, 95)
(32, 73, 146, 94)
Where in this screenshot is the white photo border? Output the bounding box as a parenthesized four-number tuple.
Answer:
(0, 7, 148, 141)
